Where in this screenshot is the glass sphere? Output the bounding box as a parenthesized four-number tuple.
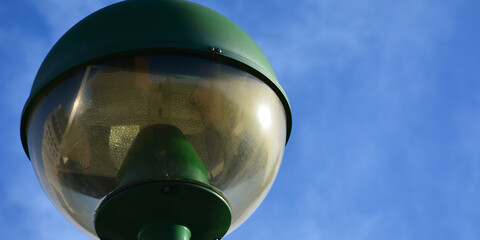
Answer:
(26, 54, 286, 238)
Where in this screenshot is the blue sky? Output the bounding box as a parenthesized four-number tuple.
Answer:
(1, 0, 479, 239)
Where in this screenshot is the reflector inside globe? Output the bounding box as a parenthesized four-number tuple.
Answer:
(26, 54, 286, 237)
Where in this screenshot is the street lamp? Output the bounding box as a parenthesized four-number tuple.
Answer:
(20, 0, 292, 239)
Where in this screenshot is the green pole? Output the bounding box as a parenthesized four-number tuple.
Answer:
(138, 223, 191, 240)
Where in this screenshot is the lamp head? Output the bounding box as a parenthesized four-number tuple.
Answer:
(20, 0, 292, 239)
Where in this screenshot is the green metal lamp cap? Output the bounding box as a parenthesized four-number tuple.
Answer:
(21, 0, 292, 156)
(95, 181, 232, 240)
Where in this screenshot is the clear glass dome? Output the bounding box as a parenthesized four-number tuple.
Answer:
(26, 54, 286, 238)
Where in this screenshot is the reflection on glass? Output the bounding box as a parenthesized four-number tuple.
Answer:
(257, 105, 272, 129)
(27, 54, 286, 237)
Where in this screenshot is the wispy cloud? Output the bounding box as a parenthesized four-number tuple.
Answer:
(2, 1, 479, 240)
(248, 0, 456, 86)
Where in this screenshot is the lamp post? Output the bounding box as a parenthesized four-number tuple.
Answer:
(20, 0, 292, 239)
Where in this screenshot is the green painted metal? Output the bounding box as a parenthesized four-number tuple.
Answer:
(95, 181, 232, 240)
(138, 223, 191, 240)
(95, 125, 230, 239)
(20, 0, 292, 157)
(118, 124, 209, 187)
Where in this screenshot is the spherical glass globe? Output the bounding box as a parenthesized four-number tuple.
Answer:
(26, 54, 287, 238)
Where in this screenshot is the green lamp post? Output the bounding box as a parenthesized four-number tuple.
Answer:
(20, 0, 292, 239)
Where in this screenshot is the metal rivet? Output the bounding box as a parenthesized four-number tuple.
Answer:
(208, 46, 222, 54)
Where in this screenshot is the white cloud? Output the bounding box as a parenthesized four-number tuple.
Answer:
(249, 0, 456, 88)
(3, 1, 478, 240)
